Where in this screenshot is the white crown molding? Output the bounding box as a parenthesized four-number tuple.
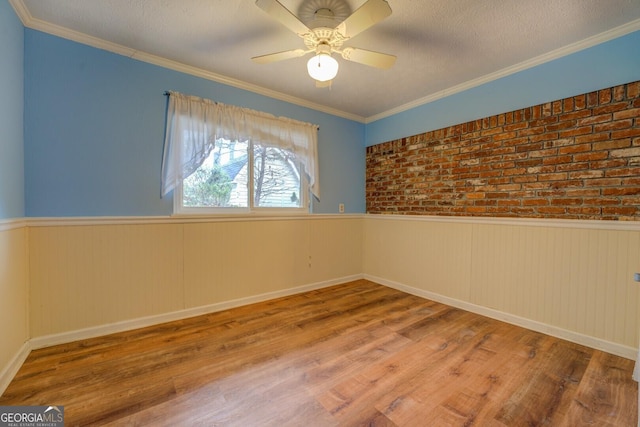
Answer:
(7, 0, 31, 25)
(10, 1, 640, 124)
(8, 0, 366, 123)
(130, 50, 366, 122)
(9, 0, 137, 57)
(365, 18, 640, 123)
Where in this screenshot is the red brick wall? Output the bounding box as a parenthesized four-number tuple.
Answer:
(366, 81, 640, 220)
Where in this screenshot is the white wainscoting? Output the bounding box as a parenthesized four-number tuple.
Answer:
(27, 215, 364, 339)
(0, 220, 29, 395)
(3, 213, 640, 395)
(363, 215, 640, 359)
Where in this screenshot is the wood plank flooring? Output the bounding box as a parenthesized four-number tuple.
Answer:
(1, 280, 637, 426)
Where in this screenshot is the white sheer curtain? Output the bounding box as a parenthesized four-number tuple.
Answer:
(161, 91, 319, 199)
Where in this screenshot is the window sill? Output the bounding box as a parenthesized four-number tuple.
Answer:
(170, 210, 311, 220)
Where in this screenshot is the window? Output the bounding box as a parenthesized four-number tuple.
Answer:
(161, 92, 319, 215)
(176, 138, 307, 213)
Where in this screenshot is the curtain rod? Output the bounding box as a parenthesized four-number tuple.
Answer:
(163, 91, 319, 130)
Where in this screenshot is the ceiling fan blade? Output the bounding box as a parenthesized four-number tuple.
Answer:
(255, 0, 310, 36)
(252, 49, 308, 64)
(341, 47, 396, 69)
(335, 0, 392, 39)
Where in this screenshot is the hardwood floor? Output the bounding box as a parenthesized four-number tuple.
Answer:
(1, 280, 637, 426)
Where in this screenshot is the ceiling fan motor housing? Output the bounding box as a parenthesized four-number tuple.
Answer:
(303, 27, 347, 53)
(298, 0, 351, 28)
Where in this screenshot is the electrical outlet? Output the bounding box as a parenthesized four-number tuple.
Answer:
(339, 203, 345, 213)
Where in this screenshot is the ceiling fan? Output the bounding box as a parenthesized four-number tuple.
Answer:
(252, 0, 396, 86)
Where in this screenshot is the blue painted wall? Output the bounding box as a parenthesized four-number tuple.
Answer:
(16, 19, 640, 217)
(24, 30, 365, 216)
(0, 2, 25, 219)
(366, 30, 640, 146)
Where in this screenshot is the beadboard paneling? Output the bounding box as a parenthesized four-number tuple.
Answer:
(307, 217, 364, 284)
(183, 220, 309, 305)
(28, 223, 184, 337)
(27, 217, 364, 338)
(363, 215, 640, 355)
(471, 223, 640, 348)
(19, 214, 640, 357)
(363, 217, 473, 301)
(183, 217, 363, 307)
(0, 225, 29, 385)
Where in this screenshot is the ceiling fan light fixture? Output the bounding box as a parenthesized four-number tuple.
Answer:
(307, 53, 339, 82)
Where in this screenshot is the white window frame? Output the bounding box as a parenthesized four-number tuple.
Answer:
(173, 139, 310, 216)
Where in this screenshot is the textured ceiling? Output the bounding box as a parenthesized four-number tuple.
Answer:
(12, 0, 640, 121)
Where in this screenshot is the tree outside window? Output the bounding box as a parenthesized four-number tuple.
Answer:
(181, 139, 305, 211)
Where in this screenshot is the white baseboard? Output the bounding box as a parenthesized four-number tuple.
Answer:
(4, 272, 634, 396)
(0, 341, 31, 396)
(3, 275, 362, 394)
(365, 274, 638, 361)
(29, 274, 364, 350)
